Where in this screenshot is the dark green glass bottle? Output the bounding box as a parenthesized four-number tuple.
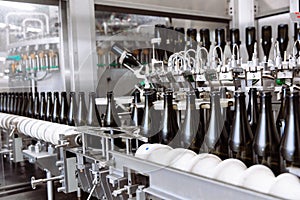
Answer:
(253, 91, 280, 174)
(177, 92, 203, 153)
(280, 91, 300, 172)
(229, 91, 253, 166)
(103, 91, 121, 127)
(52, 92, 60, 123)
(247, 88, 259, 134)
(202, 91, 228, 160)
(158, 90, 178, 145)
(276, 86, 290, 137)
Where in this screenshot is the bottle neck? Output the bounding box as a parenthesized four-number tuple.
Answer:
(186, 94, 196, 110)
(164, 93, 173, 109)
(211, 94, 221, 112)
(107, 92, 113, 104)
(260, 95, 272, 115)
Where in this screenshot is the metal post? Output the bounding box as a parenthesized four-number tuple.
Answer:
(77, 185, 81, 200)
(45, 169, 54, 200)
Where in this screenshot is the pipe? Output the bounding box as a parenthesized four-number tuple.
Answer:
(22, 18, 44, 39)
(45, 169, 54, 200)
(87, 184, 97, 200)
(31, 174, 63, 189)
(5, 12, 50, 45)
(77, 184, 81, 200)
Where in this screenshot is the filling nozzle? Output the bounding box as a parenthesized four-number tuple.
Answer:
(211, 45, 224, 69)
(231, 43, 240, 68)
(196, 46, 210, 72)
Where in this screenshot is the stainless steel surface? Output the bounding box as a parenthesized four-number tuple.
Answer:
(257, 0, 290, 18)
(1, 1, 300, 200)
(12, 137, 23, 163)
(45, 169, 54, 200)
(67, 0, 98, 93)
(94, 0, 231, 21)
(59, 0, 71, 92)
(7, 37, 59, 50)
(111, 151, 279, 200)
(64, 157, 77, 193)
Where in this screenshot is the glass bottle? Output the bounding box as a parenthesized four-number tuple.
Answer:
(229, 91, 253, 166)
(111, 43, 142, 68)
(157, 90, 178, 145)
(10, 93, 15, 114)
(140, 89, 161, 143)
(26, 92, 34, 118)
(130, 90, 144, 126)
(59, 92, 69, 125)
(67, 92, 77, 126)
(87, 92, 101, 127)
(21, 92, 28, 116)
(215, 28, 226, 59)
(187, 28, 197, 51)
(177, 92, 203, 153)
(103, 91, 121, 127)
(262, 26, 272, 61)
(202, 91, 228, 160)
(200, 28, 211, 52)
(17, 92, 23, 115)
(7, 93, 11, 114)
(39, 92, 47, 120)
(46, 92, 53, 121)
(253, 91, 280, 174)
(175, 27, 185, 52)
(52, 92, 60, 123)
(247, 88, 259, 134)
(277, 24, 289, 59)
(245, 26, 256, 61)
(13, 93, 18, 115)
(276, 86, 290, 137)
(230, 28, 241, 56)
(76, 92, 87, 126)
(33, 92, 40, 119)
(0, 93, 3, 112)
(154, 24, 166, 61)
(165, 26, 174, 59)
(220, 87, 232, 135)
(3, 93, 7, 113)
(280, 91, 300, 172)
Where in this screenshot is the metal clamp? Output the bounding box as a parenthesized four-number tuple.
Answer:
(9, 125, 16, 137)
(55, 142, 69, 149)
(112, 184, 139, 197)
(31, 175, 63, 189)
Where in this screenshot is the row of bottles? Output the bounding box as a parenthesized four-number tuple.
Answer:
(0, 91, 121, 129)
(153, 23, 298, 62)
(1, 87, 299, 175)
(134, 87, 300, 175)
(101, 23, 298, 72)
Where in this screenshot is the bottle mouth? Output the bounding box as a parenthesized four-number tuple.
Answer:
(259, 90, 272, 97)
(249, 88, 257, 92)
(234, 91, 245, 97)
(290, 91, 300, 97)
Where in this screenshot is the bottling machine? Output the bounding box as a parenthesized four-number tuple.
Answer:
(1, 0, 300, 200)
